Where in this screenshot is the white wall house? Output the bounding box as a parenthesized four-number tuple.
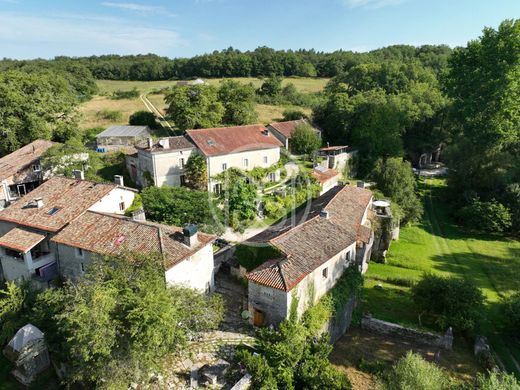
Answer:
(246, 185, 374, 326)
(186, 124, 283, 192)
(0, 176, 136, 286)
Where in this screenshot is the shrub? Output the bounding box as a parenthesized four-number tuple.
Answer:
(503, 292, 520, 334)
(383, 352, 451, 390)
(475, 371, 520, 390)
(290, 123, 322, 155)
(111, 87, 140, 99)
(457, 197, 512, 233)
(283, 109, 307, 121)
(411, 274, 484, 332)
(96, 109, 123, 121)
(129, 110, 159, 129)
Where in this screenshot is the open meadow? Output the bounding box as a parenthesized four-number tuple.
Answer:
(361, 178, 520, 376)
(79, 77, 327, 129)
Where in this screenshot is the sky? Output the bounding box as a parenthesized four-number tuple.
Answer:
(0, 0, 519, 59)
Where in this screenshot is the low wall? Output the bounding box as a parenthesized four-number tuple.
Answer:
(321, 297, 357, 344)
(361, 315, 453, 350)
(214, 245, 235, 272)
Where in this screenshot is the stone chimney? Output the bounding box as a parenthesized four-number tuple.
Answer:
(147, 137, 154, 149)
(131, 208, 146, 222)
(34, 197, 44, 209)
(114, 175, 124, 186)
(319, 209, 329, 219)
(72, 170, 85, 180)
(182, 224, 199, 247)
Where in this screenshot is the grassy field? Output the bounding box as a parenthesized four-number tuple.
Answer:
(79, 77, 327, 130)
(362, 177, 520, 375)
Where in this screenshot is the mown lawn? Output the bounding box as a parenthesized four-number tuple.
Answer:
(362, 178, 520, 375)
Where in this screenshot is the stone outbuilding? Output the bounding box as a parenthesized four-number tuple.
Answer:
(96, 125, 151, 152)
(3, 324, 50, 386)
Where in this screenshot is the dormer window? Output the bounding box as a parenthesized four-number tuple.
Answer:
(47, 207, 60, 216)
(32, 164, 41, 172)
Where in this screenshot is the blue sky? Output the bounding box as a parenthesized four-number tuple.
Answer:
(0, 0, 519, 59)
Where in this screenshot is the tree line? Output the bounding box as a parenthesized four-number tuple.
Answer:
(0, 44, 452, 81)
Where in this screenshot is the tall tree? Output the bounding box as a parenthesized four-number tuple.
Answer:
(184, 153, 208, 190)
(217, 80, 258, 125)
(290, 123, 322, 155)
(165, 84, 224, 131)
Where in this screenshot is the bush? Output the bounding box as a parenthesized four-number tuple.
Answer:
(475, 371, 520, 390)
(411, 274, 484, 332)
(111, 87, 140, 99)
(383, 352, 451, 390)
(96, 109, 123, 121)
(129, 110, 159, 129)
(283, 109, 307, 121)
(503, 292, 520, 334)
(457, 197, 512, 233)
(290, 123, 322, 155)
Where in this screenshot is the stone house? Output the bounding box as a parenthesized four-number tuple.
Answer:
(185, 125, 283, 193)
(311, 166, 340, 195)
(318, 145, 357, 176)
(0, 176, 136, 285)
(267, 119, 321, 150)
(246, 185, 373, 326)
(96, 125, 151, 152)
(0, 140, 55, 210)
(127, 136, 196, 187)
(51, 212, 217, 292)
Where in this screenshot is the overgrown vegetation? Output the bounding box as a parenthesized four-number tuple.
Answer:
(234, 244, 282, 271)
(111, 87, 140, 99)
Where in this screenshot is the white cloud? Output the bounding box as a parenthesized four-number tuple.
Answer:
(0, 12, 184, 58)
(101, 2, 176, 17)
(341, 0, 405, 9)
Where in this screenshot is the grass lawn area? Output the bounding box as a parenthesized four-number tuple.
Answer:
(234, 243, 281, 271)
(78, 95, 145, 129)
(362, 177, 520, 375)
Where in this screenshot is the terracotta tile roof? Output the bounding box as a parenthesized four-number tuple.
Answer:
(51, 211, 216, 270)
(186, 125, 282, 157)
(0, 228, 46, 253)
(246, 185, 373, 292)
(0, 177, 118, 232)
(319, 145, 349, 152)
(0, 140, 55, 180)
(311, 167, 340, 185)
(136, 136, 195, 152)
(357, 225, 372, 244)
(268, 119, 319, 139)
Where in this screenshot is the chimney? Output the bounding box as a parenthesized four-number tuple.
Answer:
(262, 129, 269, 136)
(34, 197, 44, 209)
(72, 170, 85, 180)
(182, 224, 199, 247)
(319, 209, 329, 219)
(131, 208, 146, 222)
(114, 175, 124, 187)
(357, 180, 365, 189)
(147, 137, 154, 149)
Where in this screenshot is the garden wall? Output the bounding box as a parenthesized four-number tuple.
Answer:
(361, 315, 453, 350)
(321, 296, 357, 344)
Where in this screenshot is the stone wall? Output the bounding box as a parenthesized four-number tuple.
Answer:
(361, 315, 453, 350)
(321, 296, 357, 344)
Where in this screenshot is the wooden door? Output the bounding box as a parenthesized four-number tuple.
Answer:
(253, 309, 265, 327)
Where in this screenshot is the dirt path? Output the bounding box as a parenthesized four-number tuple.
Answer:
(140, 93, 175, 133)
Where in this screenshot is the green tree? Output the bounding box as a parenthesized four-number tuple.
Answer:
(141, 185, 223, 234)
(290, 123, 322, 155)
(503, 292, 520, 334)
(226, 177, 258, 232)
(257, 74, 283, 97)
(370, 157, 423, 224)
(457, 197, 512, 233)
(217, 80, 258, 125)
(165, 84, 224, 131)
(129, 110, 159, 129)
(282, 109, 307, 121)
(0, 70, 79, 155)
(184, 153, 208, 190)
(383, 352, 451, 390)
(411, 274, 484, 332)
(475, 371, 520, 390)
(0, 282, 28, 344)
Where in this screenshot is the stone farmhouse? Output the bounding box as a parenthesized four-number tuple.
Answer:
(318, 145, 357, 175)
(267, 119, 321, 150)
(0, 176, 217, 292)
(0, 140, 55, 210)
(96, 125, 151, 152)
(186, 124, 283, 193)
(246, 184, 374, 326)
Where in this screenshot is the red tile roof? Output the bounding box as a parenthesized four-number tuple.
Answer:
(311, 167, 340, 185)
(319, 145, 349, 152)
(186, 125, 282, 157)
(246, 185, 373, 292)
(268, 119, 311, 139)
(51, 211, 216, 270)
(0, 140, 55, 180)
(0, 228, 46, 253)
(0, 177, 119, 232)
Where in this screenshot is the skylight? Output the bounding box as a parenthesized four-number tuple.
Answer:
(47, 207, 61, 216)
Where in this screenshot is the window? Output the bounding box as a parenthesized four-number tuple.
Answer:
(269, 172, 276, 182)
(80, 262, 85, 273)
(322, 267, 328, 279)
(213, 183, 222, 194)
(180, 175, 186, 186)
(222, 163, 227, 171)
(243, 158, 249, 168)
(119, 202, 125, 211)
(32, 164, 41, 172)
(75, 247, 84, 258)
(5, 248, 23, 260)
(263, 156, 268, 165)
(179, 158, 185, 168)
(47, 207, 60, 216)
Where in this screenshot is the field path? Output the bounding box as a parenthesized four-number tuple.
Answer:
(140, 93, 175, 133)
